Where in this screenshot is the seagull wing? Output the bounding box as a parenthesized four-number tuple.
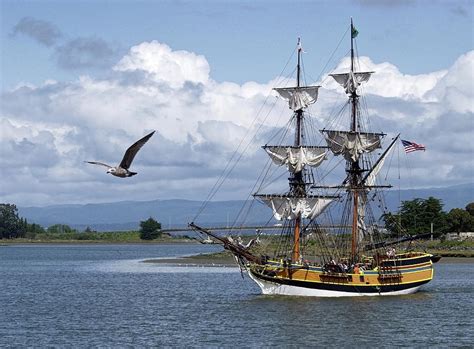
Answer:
(85, 161, 113, 169)
(119, 131, 155, 169)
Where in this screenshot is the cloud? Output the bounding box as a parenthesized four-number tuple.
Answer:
(55, 37, 119, 70)
(425, 51, 474, 114)
(0, 41, 472, 206)
(11, 17, 62, 47)
(113, 41, 210, 89)
(324, 56, 448, 101)
(10, 17, 120, 71)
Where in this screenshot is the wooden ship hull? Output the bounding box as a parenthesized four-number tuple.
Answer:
(247, 252, 434, 297)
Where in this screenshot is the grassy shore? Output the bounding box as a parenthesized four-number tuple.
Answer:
(2, 235, 472, 259)
(0, 234, 197, 244)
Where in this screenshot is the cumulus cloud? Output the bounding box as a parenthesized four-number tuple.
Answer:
(425, 51, 474, 114)
(113, 41, 210, 89)
(0, 40, 472, 206)
(11, 17, 62, 47)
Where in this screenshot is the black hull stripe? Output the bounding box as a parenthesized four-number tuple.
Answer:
(251, 271, 430, 293)
(381, 256, 431, 267)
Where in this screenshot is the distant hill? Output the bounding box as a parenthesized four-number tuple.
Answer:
(18, 183, 473, 231)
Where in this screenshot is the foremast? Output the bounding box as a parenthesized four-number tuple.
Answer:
(292, 38, 305, 262)
(255, 38, 335, 264)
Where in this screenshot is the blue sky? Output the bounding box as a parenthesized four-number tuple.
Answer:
(2, 0, 472, 88)
(0, 0, 473, 207)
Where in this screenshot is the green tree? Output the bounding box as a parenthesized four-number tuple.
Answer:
(383, 197, 447, 237)
(139, 217, 162, 240)
(382, 212, 400, 236)
(25, 223, 46, 239)
(0, 203, 24, 239)
(446, 208, 474, 233)
(465, 202, 474, 216)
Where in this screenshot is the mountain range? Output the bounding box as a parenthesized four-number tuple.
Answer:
(18, 183, 474, 231)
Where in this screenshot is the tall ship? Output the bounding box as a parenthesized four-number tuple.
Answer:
(190, 20, 439, 297)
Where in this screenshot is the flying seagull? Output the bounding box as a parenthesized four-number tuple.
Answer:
(85, 131, 155, 178)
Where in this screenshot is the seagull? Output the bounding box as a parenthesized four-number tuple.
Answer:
(85, 131, 155, 178)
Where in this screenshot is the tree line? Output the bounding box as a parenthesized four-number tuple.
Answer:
(0, 203, 162, 240)
(2, 198, 473, 241)
(383, 197, 474, 237)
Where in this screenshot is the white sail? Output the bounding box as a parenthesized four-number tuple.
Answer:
(274, 86, 320, 111)
(255, 195, 334, 221)
(330, 71, 373, 94)
(263, 146, 327, 173)
(321, 130, 383, 162)
(364, 136, 398, 186)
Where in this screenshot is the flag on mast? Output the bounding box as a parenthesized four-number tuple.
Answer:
(351, 25, 359, 38)
(401, 139, 426, 153)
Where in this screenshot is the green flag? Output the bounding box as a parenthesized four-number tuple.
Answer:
(351, 25, 359, 39)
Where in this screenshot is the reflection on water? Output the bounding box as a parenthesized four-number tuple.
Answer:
(1, 244, 472, 348)
(94, 258, 238, 274)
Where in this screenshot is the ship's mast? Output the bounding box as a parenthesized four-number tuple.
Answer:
(349, 18, 361, 261)
(292, 38, 304, 262)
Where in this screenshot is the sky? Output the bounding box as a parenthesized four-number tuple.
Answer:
(0, 0, 473, 207)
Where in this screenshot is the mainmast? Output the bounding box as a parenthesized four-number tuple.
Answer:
(292, 38, 304, 262)
(322, 20, 382, 261)
(349, 18, 361, 261)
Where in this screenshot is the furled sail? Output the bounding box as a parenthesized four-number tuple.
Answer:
(329, 71, 373, 94)
(254, 195, 334, 221)
(263, 145, 327, 173)
(321, 130, 383, 162)
(274, 86, 320, 111)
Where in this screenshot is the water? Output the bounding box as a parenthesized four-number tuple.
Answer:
(1, 244, 472, 348)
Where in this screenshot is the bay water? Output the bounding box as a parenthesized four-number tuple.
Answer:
(1, 244, 472, 348)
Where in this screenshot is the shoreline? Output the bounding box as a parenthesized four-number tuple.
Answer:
(3, 240, 473, 263)
(0, 239, 199, 245)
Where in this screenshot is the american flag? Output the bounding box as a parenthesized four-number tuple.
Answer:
(401, 139, 426, 153)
